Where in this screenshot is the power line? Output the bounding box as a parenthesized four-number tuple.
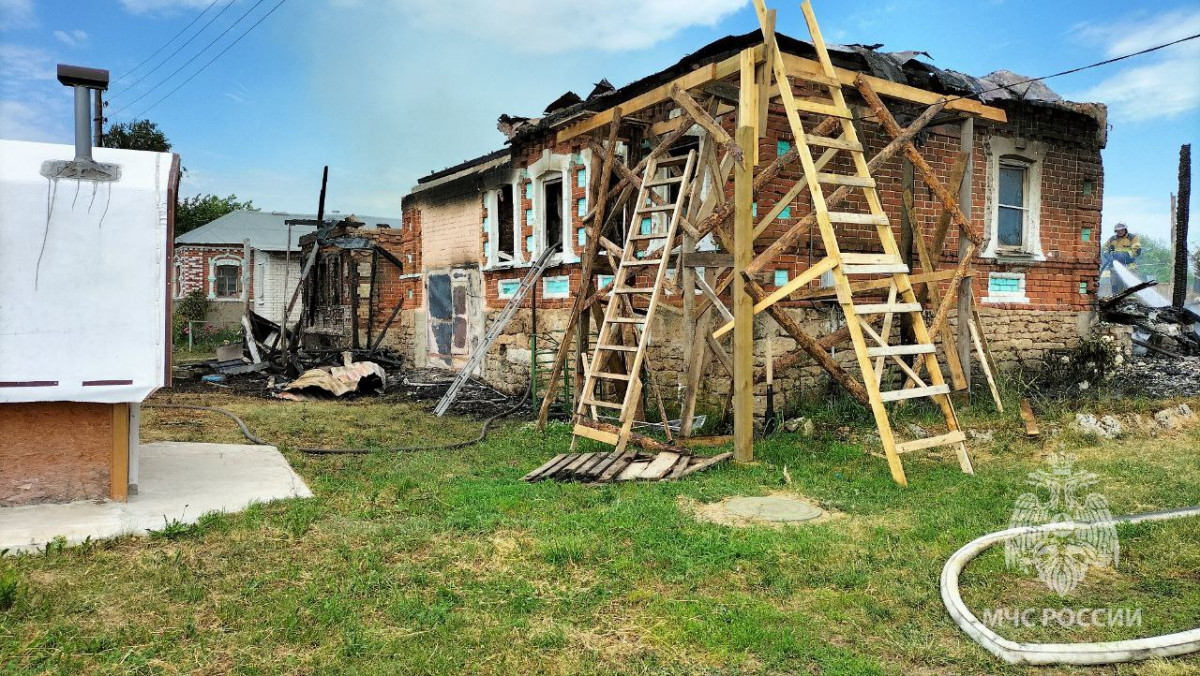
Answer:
(111, 0, 272, 117)
(127, 0, 290, 120)
(929, 32, 1200, 111)
(110, 0, 222, 87)
(109, 0, 238, 99)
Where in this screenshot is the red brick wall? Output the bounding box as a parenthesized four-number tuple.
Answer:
(484, 82, 1102, 314)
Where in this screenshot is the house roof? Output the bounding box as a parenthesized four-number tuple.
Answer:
(411, 28, 1106, 193)
(175, 210, 399, 251)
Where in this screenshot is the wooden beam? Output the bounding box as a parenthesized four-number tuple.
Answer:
(779, 52, 1006, 123)
(733, 72, 755, 467)
(537, 108, 624, 428)
(854, 76, 981, 247)
(111, 403, 129, 502)
(558, 60, 726, 143)
(669, 86, 743, 164)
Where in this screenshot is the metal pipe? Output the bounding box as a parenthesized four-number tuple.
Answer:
(72, 85, 92, 163)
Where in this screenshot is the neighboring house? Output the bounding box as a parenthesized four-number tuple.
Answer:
(173, 211, 397, 325)
(343, 31, 1107, 396)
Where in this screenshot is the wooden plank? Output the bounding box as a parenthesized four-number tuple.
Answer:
(1019, 399, 1041, 438)
(827, 212, 889, 225)
(895, 430, 967, 455)
(573, 423, 619, 444)
(854, 302, 922, 314)
(617, 461, 650, 481)
(879, 384, 950, 403)
(678, 452, 734, 478)
(712, 257, 837, 338)
(841, 253, 902, 265)
(111, 403, 129, 502)
(866, 344, 936, 358)
(788, 268, 957, 301)
(639, 452, 683, 480)
(559, 453, 596, 478)
(522, 453, 567, 481)
(817, 173, 875, 188)
(843, 264, 910, 275)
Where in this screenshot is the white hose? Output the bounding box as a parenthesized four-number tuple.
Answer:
(941, 506, 1200, 665)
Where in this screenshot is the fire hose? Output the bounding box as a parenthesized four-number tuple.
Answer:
(941, 505, 1200, 665)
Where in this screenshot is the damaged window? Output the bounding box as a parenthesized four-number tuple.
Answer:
(998, 161, 1028, 249)
(214, 263, 241, 298)
(542, 175, 564, 252)
(496, 185, 516, 263)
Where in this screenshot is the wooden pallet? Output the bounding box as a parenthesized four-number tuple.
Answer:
(522, 451, 732, 484)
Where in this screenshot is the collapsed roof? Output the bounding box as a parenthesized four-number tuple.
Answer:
(417, 28, 1106, 187)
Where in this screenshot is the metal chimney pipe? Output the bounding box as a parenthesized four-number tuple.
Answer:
(56, 64, 109, 163)
(72, 85, 92, 163)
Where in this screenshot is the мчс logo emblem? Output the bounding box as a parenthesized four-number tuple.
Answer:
(1005, 452, 1119, 596)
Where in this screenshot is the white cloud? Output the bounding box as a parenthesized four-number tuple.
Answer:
(53, 29, 89, 48)
(119, 0, 225, 15)
(0, 43, 54, 92)
(0, 98, 68, 143)
(0, 0, 35, 30)
(388, 0, 748, 53)
(1070, 9, 1200, 122)
(1103, 194, 1174, 243)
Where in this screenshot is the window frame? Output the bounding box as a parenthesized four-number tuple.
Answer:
(207, 255, 243, 300)
(983, 136, 1046, 261)
(214, 263, 242, 299)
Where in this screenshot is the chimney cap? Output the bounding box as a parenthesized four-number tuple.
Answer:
(56, 64, 109, 90)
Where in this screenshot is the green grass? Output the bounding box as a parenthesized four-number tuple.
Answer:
(1, 390, 1198, 675)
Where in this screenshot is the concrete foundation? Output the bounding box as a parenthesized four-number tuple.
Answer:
(0, 441, 312, 554)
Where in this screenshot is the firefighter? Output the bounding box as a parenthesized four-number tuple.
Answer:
(1103, 222, 1142, 273)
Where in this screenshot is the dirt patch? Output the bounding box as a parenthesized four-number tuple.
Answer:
(683, 491, 840, 528)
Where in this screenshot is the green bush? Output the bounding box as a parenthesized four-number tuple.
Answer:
(0, 569, 20, 611)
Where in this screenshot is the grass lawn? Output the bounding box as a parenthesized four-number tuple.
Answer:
(1, 388, 1198, 675)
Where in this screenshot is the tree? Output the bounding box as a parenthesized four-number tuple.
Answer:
(102, 119, 172, 152)
(176, 194, 258, 235)
(1134, 236, 1173, 283)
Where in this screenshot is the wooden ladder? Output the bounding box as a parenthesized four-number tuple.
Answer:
(738, 0, 973, 485)
(569, 150, 699, 478)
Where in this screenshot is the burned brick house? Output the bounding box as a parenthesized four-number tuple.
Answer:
(368, 31, 1107, 407)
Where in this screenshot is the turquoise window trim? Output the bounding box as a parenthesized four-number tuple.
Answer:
(988, 276, 1021, 293)
(524, 183, 533, 200)
(780, 206, 791, 220)
(483, 242, 490, 258)
(543, 276, 570, 299)
(497, 279, 521, 299)
(752, 202, 757, 218)
(597, 274, 614, 288)
(577, 198, 587, 217)
(1079, 281, 1088, 294)
(777, 140, 791, 156)
(641, 218, 652, 235)
(774, 269, 789, 287)
(525, 209, 533, 226)
(526, 235, 535, 253)
(1081, 228, 1091, 242)
(576, 169, 587, 188)
(577, 228, 587, 246)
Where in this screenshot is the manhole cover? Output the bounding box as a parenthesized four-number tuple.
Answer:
(722, 496, 824, 523)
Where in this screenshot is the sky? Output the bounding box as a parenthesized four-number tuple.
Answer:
(1, 0, 1197, 246)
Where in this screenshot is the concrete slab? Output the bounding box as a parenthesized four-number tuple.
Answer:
(0, 442, 312, 554)
(723, 496, 825, 523)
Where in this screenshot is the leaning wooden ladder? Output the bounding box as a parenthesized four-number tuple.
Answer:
(569, 150, 699, 476)
(433, 243, 561, 416)
(732, 0, 973, 485)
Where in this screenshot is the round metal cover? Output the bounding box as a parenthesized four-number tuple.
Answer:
(722, 496, 824, 523)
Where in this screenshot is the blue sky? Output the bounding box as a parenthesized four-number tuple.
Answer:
(2, 0, 1197, 246)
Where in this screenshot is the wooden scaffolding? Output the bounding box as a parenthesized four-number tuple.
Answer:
(535, 0, 1006, 485)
